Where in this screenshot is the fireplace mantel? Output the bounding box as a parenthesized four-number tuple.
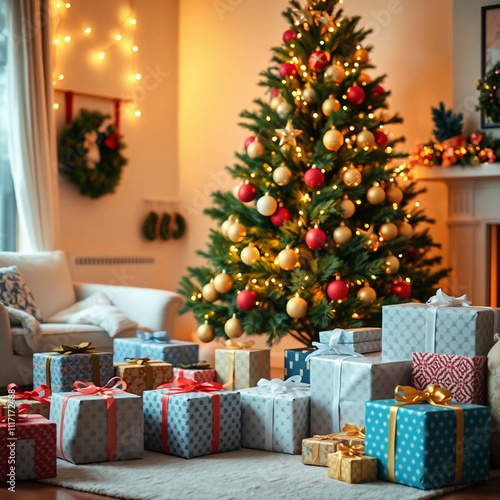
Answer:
(413, 163, 500, 181)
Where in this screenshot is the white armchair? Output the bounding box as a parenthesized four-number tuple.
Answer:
(0, 251, 184, 388)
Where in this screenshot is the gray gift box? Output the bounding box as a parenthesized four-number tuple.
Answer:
(309, 353, 411, 436)
(319, 327, 382, 354)
(238, 386, 310, 454)
(382, 304, 497, 361)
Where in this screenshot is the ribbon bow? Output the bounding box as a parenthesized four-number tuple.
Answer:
(6, 384, 51, 407)
(224, 339, 255, 350)
(306, 328, 363, 361)
(157, 376, 224, 394)
(124, 357, 151, 366)
(51, 342, 95, 355)
(176, 361, 211, 370)
(1, 403, 30, 422)
(73, 377, 127, 396)
(426, 289, 471, 307)
(336, 442, 365, 458)
(394, 384, 453, 406)
(257, 375, 309, 394)
(341, 423, 365, 440)
(136, 330, 170, 343)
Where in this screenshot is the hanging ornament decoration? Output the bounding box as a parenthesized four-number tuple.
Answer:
(374, 129, 389, 148)
(197, 322, 216, 343)
(224, 314, 244, 338)
(277, 101, 294, 117)
(360, 225, 380, 252)
(346, 85, 366, 106)
(357, 284, 377, 303)
(327, 279, 349, 301)
(244, 135, 256, 150)
(356, 127, 376, 150)
(391, 280, 412, 300)
(227, 220, 247, 242)
(333, 223, 352, 245)
(343, 166, 362, 187)
(385, 184, 404, 205)
(406, 247, 420, 263)
(357, 71, 372, 85)
(270, 95, 285, 111)
(305, 227, 327, 250)
(379, 221, 398, 241)
(325, 64, 346, 84)
(277, 247, 298, 271)
(398, 221, 414, 239)
(373, 85, 385, 98)
(247, 140, 265, 159)
(236, 289, 258, 311)
(273, 165, 293, 186)
(275, 119, 303, 147)
(59, 109, 127, 199)
(322, 95, 341, 116)
(238, 182, 257, 202)
(279, 62, 297, 79)
(339, 198, 356, 218)
(270, 206, 291, 227)
(202, 281, 220, 302)
(384, 253, 400, 274)
(366, 184, 386, 205)
(256, 193, 278, 216)
(302, 87, 316, 104)
(323, 127, 344, 151)
(221, 216, 234, 237)
(308, 49, 329, 71)
(240, 244, 260, 265)
(282, 29, 297, 44)
(286, 294, 308, 319)
(353, 47, 369, 64)
(304, 166, 324, 188)
(213, 272, 234, 294)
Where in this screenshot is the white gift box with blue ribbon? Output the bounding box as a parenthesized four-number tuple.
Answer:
(238, 376, 310, 455)
(319, 327, 382, 354)
(382, 289, 498, 361)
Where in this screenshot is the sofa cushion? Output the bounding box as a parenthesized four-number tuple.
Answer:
(0, 266, 43, 321)
(0, 250, 76, 319)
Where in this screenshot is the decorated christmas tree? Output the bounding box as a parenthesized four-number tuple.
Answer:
(178, 0, 447, 346)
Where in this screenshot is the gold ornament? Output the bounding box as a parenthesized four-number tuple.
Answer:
(247, 141, 265, 158)
(333, 223, 352, 245)
(323, 127, 344, 151)
(277, 247, 298, 271)
(256, 193, 278, 216)
(366, 185, 386, 205)
(356, 127, 375, 150)
(302, 87, 316, 104)
(270, 95, 285, 110)
(240, 244, 260, 265)
(202, 282, 219, 302)
(197, 323, 215, 343)
(379, 222, 398, 241)
(227, 221, 247, 242)
(277, 101, 293, 117)
(322, 95, 341, 116)
(384, 253, 400, 274)
(213, 272, 233, 293)
(357, 285, 377, 303)
(273, 165, 292, 186)
(365, 233, 380, 252)
(343, 167, 362, 187)
(354, 47, 369, 63)
(221, 216, 234, 236)
(286, 295, 308, 319)
(386, 184, 403, 205)
(325, 64, 345, 83)
(224, 315, 243, 338)
(398, 221, 414, 239)
(358, 71, 372, 85)
(275, 119, 303, 147)
(340, 198, 356, 218)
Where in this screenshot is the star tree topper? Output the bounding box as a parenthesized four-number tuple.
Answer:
(275, 119, 303, 147)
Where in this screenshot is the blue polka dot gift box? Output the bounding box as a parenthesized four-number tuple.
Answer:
(238, 376, 310, 455)
(365, 385, 490, 490)
(143, 377, 241, 459)
(33, 343, 114, 393)
(284, 348, 315, 384)
(49, 377, 144, 464)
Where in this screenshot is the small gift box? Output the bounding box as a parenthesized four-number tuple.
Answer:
(114, 357, 174, 395)
(327, 443, 377, 484)
(302, 423, 365, 467)
(215, 340, 270, 391)
(0, 410, 56, 481)
(284, 348, 315, 384)
(319, 328, 382, 354)
(49, 377, 143, 464)
(238, 376, 310, 455)
(365, 385, 491, 490)
(0, 384, 51, 419)
(113, 332, 199, 365)
(382, 289, 497, 360)
(33, 342, 114, 393)
(412, 351, 487, 404)
(143, 377, 241, 459)
(173, 361, 216, 384)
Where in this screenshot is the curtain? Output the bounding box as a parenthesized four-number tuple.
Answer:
(6, 0, 59, 251)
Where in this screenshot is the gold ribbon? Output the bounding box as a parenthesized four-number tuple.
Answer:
(341, 423, 365, 440)
(224, 340, 256, 391)
(51, 342, 96, 355)
(388, 385, 464, 485)
(224, 339, 255, 350)
(335, 442, 365, 458)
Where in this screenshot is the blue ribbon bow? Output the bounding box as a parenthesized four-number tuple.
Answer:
(136, 330, 170, 343)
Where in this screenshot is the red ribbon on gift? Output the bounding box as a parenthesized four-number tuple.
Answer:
(156, 376, 224, 455)
(1, 403, 30, 423)
(7, 383, 52, 408)
(59, 377, 127, 462)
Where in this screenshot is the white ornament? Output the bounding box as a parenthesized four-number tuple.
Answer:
(256, 194, 278, 216)
(273, 165, 292, 186)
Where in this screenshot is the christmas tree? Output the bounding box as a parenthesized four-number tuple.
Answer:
(178, 0, 447, 347)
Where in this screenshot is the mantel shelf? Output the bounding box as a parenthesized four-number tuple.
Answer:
(412, 163, 500, 181)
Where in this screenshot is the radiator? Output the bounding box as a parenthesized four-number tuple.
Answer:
(67, 255, 157, 288)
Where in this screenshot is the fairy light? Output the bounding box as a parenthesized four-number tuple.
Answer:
(64, 35, 71, 42)
(132, 45, 139, 52)
(53, 103, 59, 109)
(130, 18, 137, 25)
(84, 27, 91, 34)
(135, 110, 141, 117)
(98, 51, 105, 60)
(58, 74, 64, 80)
(135, 73, 142, 80)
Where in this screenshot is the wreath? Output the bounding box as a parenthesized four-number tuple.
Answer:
(58, 109, 127, 199)
(477, 62, 500, 123)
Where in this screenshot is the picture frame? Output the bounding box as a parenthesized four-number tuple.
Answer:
(481, 4, 500, 128)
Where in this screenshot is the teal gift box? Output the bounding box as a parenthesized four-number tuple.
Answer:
(365, 392, 490, 490)
(284, 348, 314, 384)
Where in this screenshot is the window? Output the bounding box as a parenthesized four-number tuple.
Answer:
(0, 0, 17, 251)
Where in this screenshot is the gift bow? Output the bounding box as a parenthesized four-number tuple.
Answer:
(394, 384, 453, 406)
(176, 361, 211, 370)
(224, 339, 255, 350)
(341, 423, 365, 440)
(73, 377, 127, 396)
(51, 342, 95, 355)
(257, 375, 309, 394)
(306, 328, 363, 361)
(6, 383, 51, 407)
(335, 442, 365, 458)
(157, 376, 224, 394)
(426, 289, 471, 308)
(136, 330, 169, 343)
(1, 403, 30, 422)
(124, 357, 152, 366)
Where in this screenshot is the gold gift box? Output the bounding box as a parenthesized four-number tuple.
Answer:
(302, 434, 364, 467)
(328, 452, 377, 484)
(114, 359, 173, 395)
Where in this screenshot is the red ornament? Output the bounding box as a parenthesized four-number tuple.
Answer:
(237, 289, 258, 311)
(405, 247, 419, 263)
(391, 280, 412, 300)
(270, 207, 291, 227)
(104, 132, 119, 150)
(346, 86, 365, 105)
(308, 50, 329, 71)
(244, 136, 256, 150)
(373, 85, 385, 98)
(304, 168, 325, 188)
(279, 62, 297, 79)
(374, 130, 388, 148)
(283, 29, 297, 44)
(327, 279, 349, 301)
(271, 88, 279, 98)
(305, 228, 327, 250)
(238, 183, 257, 202)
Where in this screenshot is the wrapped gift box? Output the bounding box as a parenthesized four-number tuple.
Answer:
(284, 348, 314, 384)
(143, 385, 241, 458)
(113, 338, 199, 365)
(114, 360, 174, 395)
(215, 344, 270, 391)
(319, 328, 382, 354)
(328, 448, 377, 483)
(173, 366, 216, 384)
(412, 352, 487, 405)
(310, 353, 412, 435)
(382, 303, 497, 361)
(365, 396, 490, 490)
(238, 383, 310, 454)
(0, 414, 56, 481)
(33, 351, 114, 393)
(50, 386, 143, 464)
(0, 384, 51, 419)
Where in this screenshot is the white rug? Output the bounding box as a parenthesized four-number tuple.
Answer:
(40, 449, 498, 500)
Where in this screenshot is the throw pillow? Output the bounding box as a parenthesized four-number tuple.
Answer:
(0, 266, 43, 322)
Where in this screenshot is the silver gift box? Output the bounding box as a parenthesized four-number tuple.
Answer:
(319, 327, 382, 354)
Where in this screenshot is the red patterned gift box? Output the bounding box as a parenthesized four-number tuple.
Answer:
(412, 351, 487, 404)
(173, 363, 216, 384)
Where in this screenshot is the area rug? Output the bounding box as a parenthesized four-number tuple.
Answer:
(40, 449, 498, 500)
